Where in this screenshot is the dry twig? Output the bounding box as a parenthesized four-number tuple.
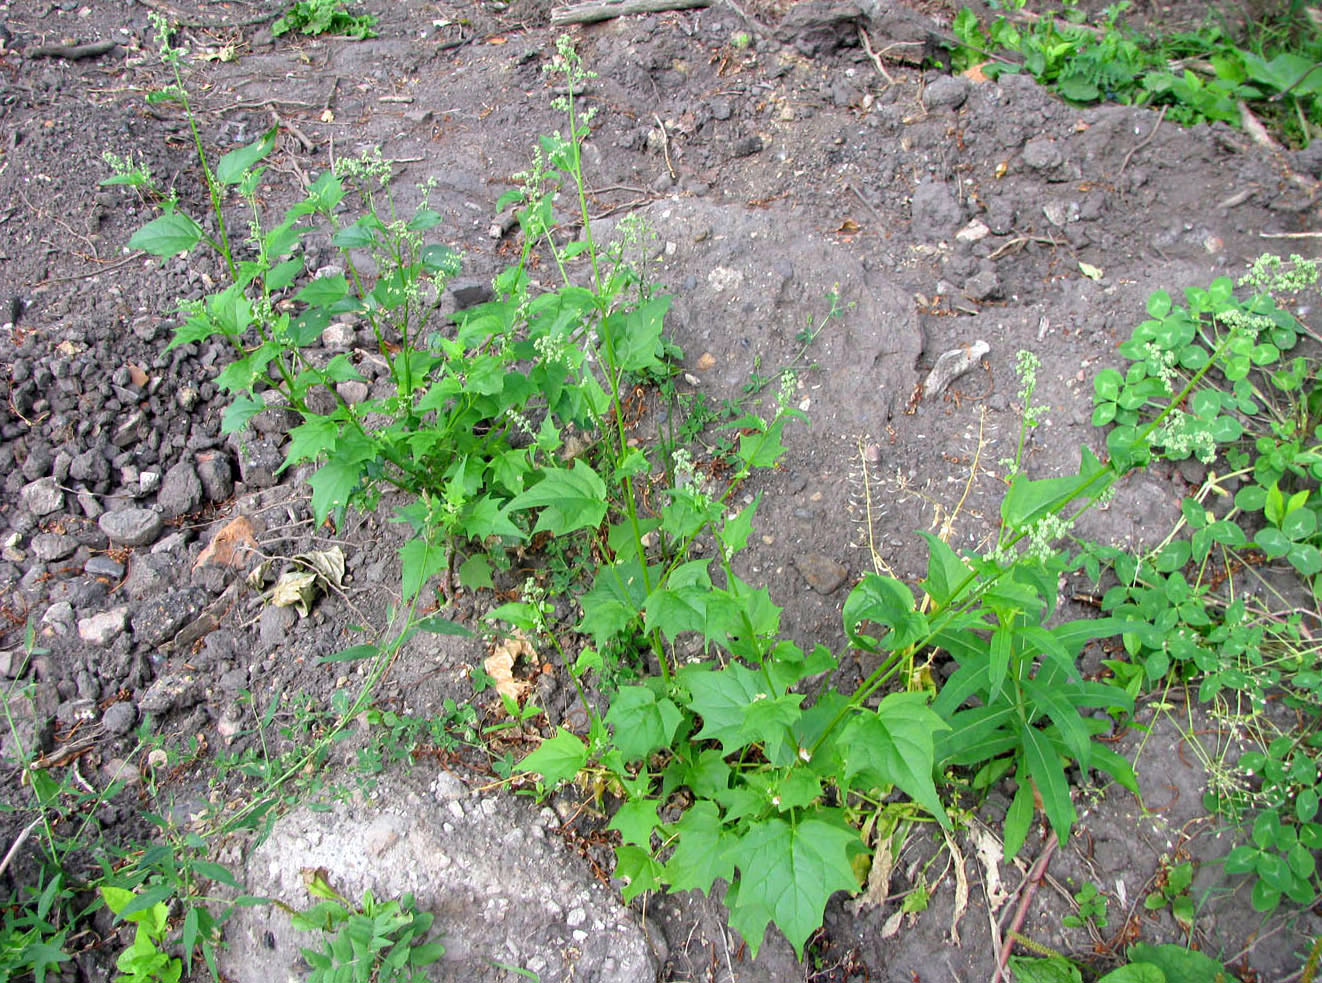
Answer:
(1117, 105, 1168, 179)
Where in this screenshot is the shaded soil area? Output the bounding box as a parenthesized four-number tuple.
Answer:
(1, 0, 1320, 980)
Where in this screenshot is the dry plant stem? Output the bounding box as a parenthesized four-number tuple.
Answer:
(550, 0, 711, 26)
(25, 39, 117, 60)
(1261, 230, 1322, 239)
(1117, 105, 1168, 179)
(991, 830, 1058, 983)
(0, 817, 42, 880)
(858, 26, 895, 85)
(653, 113, 677, 180)
(270, 110, 315, 153)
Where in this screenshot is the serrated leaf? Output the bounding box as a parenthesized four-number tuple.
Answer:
(459, 495, 525, 541)
(221, 392, 266, 435)
(604, 685, 683, 764)
(614, 844, 664, 903)
(576, 560, 650, 647)
(609, 295, 671, 372)
(608, 796, 660, 847)
(840, 692, 950, 826)
(917, 531, 973, 608)
(727, 815, 862, 958)
(843, 574, 927, 651)
(518, 728, 588, 788)
(662, 801, 734, 894)
(682, 662, 768, 754)
(294, 274, 349, 306)
(507, 460, 607, 536)
(129, 212, 206, 256)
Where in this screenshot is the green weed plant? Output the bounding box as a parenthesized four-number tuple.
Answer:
(103, 18, 1322, 964)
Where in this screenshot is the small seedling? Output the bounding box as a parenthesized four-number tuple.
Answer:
(1062, 879, 1108, 931)
(273, 0, 377, 39)
(1144, 859, 1195, 931)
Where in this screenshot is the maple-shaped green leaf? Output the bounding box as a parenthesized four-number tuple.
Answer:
(614, 845, 664, 903)
(662, 801, 734, 895)
(843, 574, 928, 651)
(604, 684, 682, 764)
(839, 692, 951, 827)
(608, 295, 671, 373)
(643, 559, 711, 642)
(576, 560, 651, 648)
(727, 814, 863, 958)
(221, 392, 265, 436)
(507, 460, 607, 536)
(459, 495, 525, 542)
(608, 797, 660, 847)
(681, 662, 767, 754)
(283, 417, 339, 467)
(518, 728, 587, 788)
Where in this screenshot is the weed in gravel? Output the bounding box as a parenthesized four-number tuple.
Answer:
(108, 20, 1322, 964)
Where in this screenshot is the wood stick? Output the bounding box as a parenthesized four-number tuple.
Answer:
(26, 39, 117, 60)
(550, 0, 710, 26)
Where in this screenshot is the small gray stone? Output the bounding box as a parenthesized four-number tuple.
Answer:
(40, 601, 75, 635)
(793, 553, 848, 594)
(910, 180, 965, 240)
(732, 135, 763, 158)
(157, 461, 203, 518)
(20, 477, 64, 516)
(923, 74, 970, 110)
(449, 279, 494, 310)
(101, 758, 141, 786)
(964, 270, 1003, 301)
(336, 381, 371, 404)
(70, 447, 111, 484)
(31, 533, 78, 562)
(321, 321, 356, 350)
(113, 410, 146, 448)
(78, 606, 130, 646)
(139, 471, 161, 495)
(85, 555, 126, 579)
(196, 454, 234, 504)
(259, 604, 298, 648)
(99, 509, 163, 547)
(230, 435, 283, 489)
(138, 673, 202, 715)
(131, 588, 207, 647)
(77, 489, 104, 519)
(250, 393, 299, 436)
(1022, 136, 1063, 171)
(710, 97, 732, 121)
(102, 701, 138, 736)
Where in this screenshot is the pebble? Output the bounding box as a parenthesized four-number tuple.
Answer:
(85, 555, 126, 579)
(20, 477, 64, 516)
(732, 135, 763, 158)
(99, 509, 164, 547)
(922, 74, 970, 110)
(1022, 136, 1063, 171)
(158, 460, 203, 518)
(259, 604, 298, 647)
(102, 758, 142, 786)
(31, 533, 77, 562)
(138, 673, 202, 715)
(132, 589, 207, 647)
(909, 180, 964, 240)
(78, 606, 130, 646)
(793, 553, 848, 595)
(196, 453, 234, 503)
(40, 601, 75, 635)
(964, 270, 1003, 302)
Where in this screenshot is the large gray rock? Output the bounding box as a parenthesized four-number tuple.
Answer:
(20, 477, 64, 516)
(220, 771, 657, 983)
(99, 509, 164, 547)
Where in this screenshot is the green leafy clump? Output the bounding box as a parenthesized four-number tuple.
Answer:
(292, 874, 443, 983)
(273, 0, 378, 39)
(950, 2, 1322, 144)
(1082, 255, 1322, 913)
